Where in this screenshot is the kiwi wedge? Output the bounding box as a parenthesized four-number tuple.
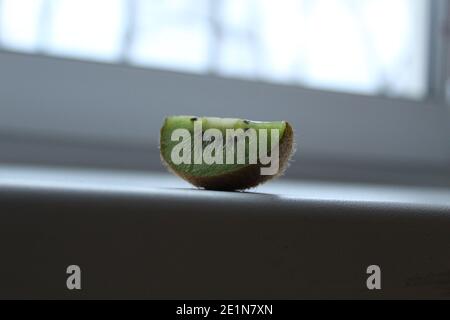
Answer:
(160, 116, 295, 191)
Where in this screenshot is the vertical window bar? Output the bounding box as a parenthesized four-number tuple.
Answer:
(427, 0, 449, 103)
(36, 0, 53, 53)
(121, 0, 137, 64)
(246, 1, 263, 78)
(444, 0, 450, 104)
(208, 0, 223, 74)
(0, 0, 3, 47)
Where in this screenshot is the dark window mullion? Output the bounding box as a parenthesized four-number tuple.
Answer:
(427, 0, 450, 104)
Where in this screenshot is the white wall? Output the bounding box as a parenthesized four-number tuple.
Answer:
(0, 51, 449, 184)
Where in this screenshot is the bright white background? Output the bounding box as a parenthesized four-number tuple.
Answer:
(0, 0, 430, 99)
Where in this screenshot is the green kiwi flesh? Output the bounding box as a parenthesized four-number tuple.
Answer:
(160, 116, 295, 191)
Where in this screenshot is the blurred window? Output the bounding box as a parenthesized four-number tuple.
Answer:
(0, 0, 429, 99)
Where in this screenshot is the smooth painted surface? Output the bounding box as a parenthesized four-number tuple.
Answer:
(2, 165, 450, 207)
(1, 165, 450, 299)
(0, 52, 449, 165)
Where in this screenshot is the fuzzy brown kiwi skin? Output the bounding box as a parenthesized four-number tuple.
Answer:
(161, 122, 295, 191)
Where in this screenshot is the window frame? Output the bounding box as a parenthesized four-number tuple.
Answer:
(0, 0, 449, 186)
(427, 0, 450, 102)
